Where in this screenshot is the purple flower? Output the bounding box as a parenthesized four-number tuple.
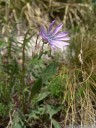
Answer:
(39, 20, 70, 50)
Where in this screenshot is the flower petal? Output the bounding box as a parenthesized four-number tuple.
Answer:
(39, 26, 47, 39)
(55, 37, 70, 41)
(54, 40, 69, 47)
(49, 40, 69, 50)
(48, 20, 56, 32)
(52, 23, 63, 35)
(56, 32, 68, 38)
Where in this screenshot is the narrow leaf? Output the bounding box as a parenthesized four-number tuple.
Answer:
(31, 78, 42, 98)
(52, 119, 61, 128)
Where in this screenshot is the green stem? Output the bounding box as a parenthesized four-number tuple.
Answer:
(21, 30, 29, 112)
(38, 42, 44, 59)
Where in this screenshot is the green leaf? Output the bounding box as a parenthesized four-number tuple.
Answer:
(46, 105, 62, 118)
(28, 110, 39, 120)
(32, 91, 50, 104)
(31, 78, 42, 98)
(0, 40, 6, 48)
(42, 62, 58, 83)
(52, 119, 61, 128)
(28, 105, 46, 120)
(13, 123, 22, 128)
